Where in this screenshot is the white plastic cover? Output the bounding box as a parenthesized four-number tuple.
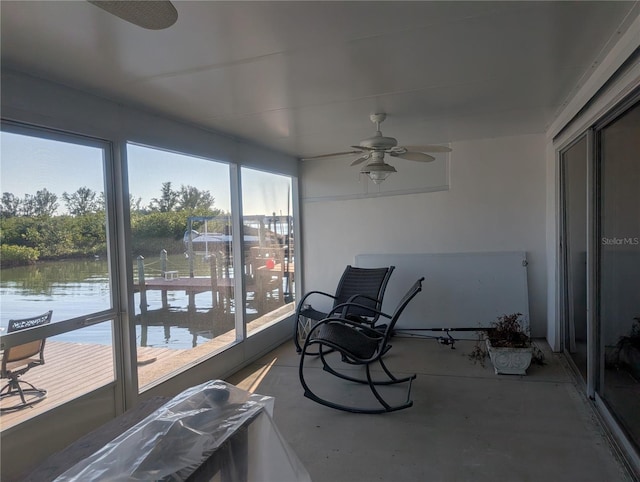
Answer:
(55, 380, 311, 481)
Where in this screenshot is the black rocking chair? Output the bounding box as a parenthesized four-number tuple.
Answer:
(293, 265, 394, 353)
(299, 277, 424, 414)
(1, 310, 52, 412)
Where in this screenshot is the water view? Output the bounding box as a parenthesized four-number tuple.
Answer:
(0, 257, 225, 350)
(1, 132, 295, 353)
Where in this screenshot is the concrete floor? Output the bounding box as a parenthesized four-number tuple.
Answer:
(228, 336, 634, 482)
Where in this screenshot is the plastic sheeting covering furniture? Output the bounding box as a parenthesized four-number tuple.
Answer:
(54, 380, 311, 482)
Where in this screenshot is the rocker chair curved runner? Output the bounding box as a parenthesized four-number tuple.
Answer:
(1, 310, 52, 412)
(293, 265, 395, 353)
(299, 277, 424, 414)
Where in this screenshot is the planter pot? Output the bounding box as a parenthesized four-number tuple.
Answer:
(485, 337, 532, 375)
(618, 344, 640, 380)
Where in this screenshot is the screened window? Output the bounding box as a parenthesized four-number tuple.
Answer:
(127, 144, 235, 389)
(0, 126, 116, 426)
(240, 167, 295, 335)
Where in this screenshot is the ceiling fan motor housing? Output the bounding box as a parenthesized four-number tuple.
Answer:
(358, 134, 398, 150)
(358, 113, 397, 150)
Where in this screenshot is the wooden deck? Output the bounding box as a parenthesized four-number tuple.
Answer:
(0, 303, 293, 431)
(0, 341, 178, 430)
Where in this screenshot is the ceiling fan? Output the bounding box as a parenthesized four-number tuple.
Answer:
(302, 113, 452, 184)
(88, 1, 178, 30)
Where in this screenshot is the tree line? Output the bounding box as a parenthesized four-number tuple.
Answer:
(1, 182, 216, 218)
(0, 182, 223, 267)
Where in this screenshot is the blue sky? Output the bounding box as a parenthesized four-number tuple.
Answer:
(1, 131, 291, 216)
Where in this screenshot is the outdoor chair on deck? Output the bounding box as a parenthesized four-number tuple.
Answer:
(299, 278, 424, 414)
(1, 310, 52, 412)
(293, 265, 394, 353)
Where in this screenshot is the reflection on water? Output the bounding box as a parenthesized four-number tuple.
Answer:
(0, 257, 235, 350)
(3, 258, 110, 295)
(135, 305, 235, 349)
(0, 259, 111, 327)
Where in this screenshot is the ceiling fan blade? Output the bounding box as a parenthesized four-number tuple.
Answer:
(390, 151, 436, 162)
(300, 150, 363, 161)
(350, 154, 371, 166)
(88, 1, 178, 30)
(402, 144, 452, 153)
(351, 145, 377, 151)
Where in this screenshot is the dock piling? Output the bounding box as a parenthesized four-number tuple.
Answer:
(137, 255, 148, 312)
(160, 249, 167, 275)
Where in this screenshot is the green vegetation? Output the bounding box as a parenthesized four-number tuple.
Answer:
(1, 244, 39, 268)
(1, 183, 224, 267)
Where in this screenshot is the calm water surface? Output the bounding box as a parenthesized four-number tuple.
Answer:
(0, 257, 219, 349)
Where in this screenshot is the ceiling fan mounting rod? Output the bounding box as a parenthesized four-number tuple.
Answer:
(370, 113, 386, 134)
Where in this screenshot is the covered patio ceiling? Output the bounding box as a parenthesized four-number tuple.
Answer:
(1, 1, 638, 158)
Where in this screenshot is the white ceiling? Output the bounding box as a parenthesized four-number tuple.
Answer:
(1, 1, 638, 159)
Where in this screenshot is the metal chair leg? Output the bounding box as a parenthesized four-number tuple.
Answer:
(0, 378, 47, 412)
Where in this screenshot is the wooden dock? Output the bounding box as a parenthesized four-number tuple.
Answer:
(134, 276, 234, 293)
(136, 269, 293, 313)
(133, 243, 295, 313)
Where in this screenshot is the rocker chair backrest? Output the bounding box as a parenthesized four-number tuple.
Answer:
(333, 265, 395, 319)
(380, 277, 425, 343)
(2, 311, 52, 374)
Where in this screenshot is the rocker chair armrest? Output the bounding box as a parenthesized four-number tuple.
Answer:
(327, 300, 392, 321)
(346, 293, 381, 305)
(309, 316, 384, 341)
(296, 290, 339, 310)
(339, 293, 384, 322)
(295, 290, 342, 318)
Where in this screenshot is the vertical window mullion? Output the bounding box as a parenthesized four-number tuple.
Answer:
(586, 128, 597, 399)
(230, 164, 247, 341)
(112, 139, 138, 409)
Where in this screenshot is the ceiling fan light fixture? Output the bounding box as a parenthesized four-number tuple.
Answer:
(361, 161, 397, 184)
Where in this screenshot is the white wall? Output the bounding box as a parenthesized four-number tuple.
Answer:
(300, 133, 548, 337)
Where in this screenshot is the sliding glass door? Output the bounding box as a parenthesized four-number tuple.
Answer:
(559, 94, 640, 466)
(598, 99, 640, 451)
(560, 136, 589, 382)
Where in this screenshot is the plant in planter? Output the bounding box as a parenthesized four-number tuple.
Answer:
(605, 317, 640, 380)
(468, 313, 545, 375)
